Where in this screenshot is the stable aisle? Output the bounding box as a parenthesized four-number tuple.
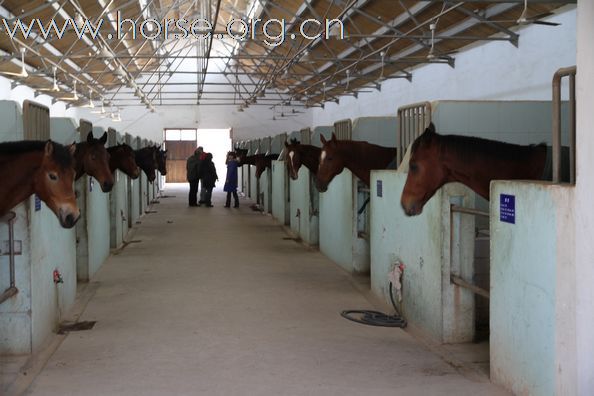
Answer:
(25, 185, 508, 396)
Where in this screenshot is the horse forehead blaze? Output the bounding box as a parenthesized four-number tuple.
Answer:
(320, 150, 326, 163)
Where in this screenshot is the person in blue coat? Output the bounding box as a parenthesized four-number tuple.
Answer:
(224, 151, 239, 208)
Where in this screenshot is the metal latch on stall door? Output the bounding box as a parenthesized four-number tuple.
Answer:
(0, 240, 22, 255)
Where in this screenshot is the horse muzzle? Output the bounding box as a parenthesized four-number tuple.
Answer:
(101, 180, 114, 192)
(401, 200, 423, 217)
(58, 207, 81, 228)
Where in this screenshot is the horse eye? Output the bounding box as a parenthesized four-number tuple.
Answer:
(48, 173, 58, 181)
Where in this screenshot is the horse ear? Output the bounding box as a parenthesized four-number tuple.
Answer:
(320, 135, 327, 144)
(86, 132, 94, 143)
(284, 141, 289, 147)
(426, 123, 436, 135)
(68, 143, 76, 156)
(99, 132, 107, 144)
(44, 140, 54, 156)
(331, 133, 337, 141)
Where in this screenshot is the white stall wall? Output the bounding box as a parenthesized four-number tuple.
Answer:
(575, 1, 594, 393)
(311, 6, 576, 126)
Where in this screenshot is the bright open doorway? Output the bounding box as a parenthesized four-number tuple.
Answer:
(196, 128, 232, 190)
(162, 128, 231, 188)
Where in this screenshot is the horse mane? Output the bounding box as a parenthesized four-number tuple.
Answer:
(415, 133, 546, 162)
(0, 140, 73, 168)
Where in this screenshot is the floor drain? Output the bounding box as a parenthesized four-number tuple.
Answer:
(57, 321, 97, 334)
(145, 210, 158, 214)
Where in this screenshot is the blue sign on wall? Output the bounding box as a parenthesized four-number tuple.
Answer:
(89, 178, 94, 192)
(34, 194, 41, 211)
(500, 194, 515, 224)
(377, 180, 383, 197)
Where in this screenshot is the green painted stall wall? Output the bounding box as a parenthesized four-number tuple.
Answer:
(319, 170, 356, 273)
(110, 169, 129, 249)
(289, 167, 318, 246)
(130, 139, 141, 225)
(260, 169, 272, 213)
(271, 161, 289, 225)
(370, 171, 477, 343)
(249, 165, 258, 202)
(490, 181, 574, 396)
(0, 104, 78, 355)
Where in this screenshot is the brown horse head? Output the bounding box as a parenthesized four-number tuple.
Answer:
(285, 139, 301, 180)
(75, 132, 114, 192)
(35, 141, 80, 228)
(401, 123, 448, 216)
(107, 144, 140, 179)
(316, 133, 346, 192)
(135, 147, 157, 182)
(254, 154, 277, 178)
(235, 148, 249, 165)
(156, 146, 167, 175)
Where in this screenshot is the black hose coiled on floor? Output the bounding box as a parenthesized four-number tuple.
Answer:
(340, 282, 407, 328)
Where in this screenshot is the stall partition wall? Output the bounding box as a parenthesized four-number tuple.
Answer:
(73, 125, 110, 282)
(369, 100, 568, 345)
(489, 181, 574, 396)
(0, 101, 78, 355)
(259, 137, 273, 214)
(249, 139, 260, 203)
(271, 133, 289, 225)
(318, 118, 397, 274)
(108, 129, 130, 249)
(128, 135, 142, 226)
(371, 172, 478, 343)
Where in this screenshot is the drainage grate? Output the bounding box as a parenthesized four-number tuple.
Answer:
(57, 321, 96, 334)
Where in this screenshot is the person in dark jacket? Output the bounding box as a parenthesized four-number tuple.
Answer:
(186, 146, 204, 207)
(224, 152, 239, 208)
(198, 153, 218, 207)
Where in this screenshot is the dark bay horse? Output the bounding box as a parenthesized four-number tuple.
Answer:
(284, 139, 321, 180)
(401, 123, 550, 216)
(254, 153, 279, 178)
(316, 133, 397, 192)
(135, 146, 158, 182)
(74, 132, 114, 192)
(0, 140, 80, 228)
(155, 146, 167, 175)
(107, 144, 140, 179)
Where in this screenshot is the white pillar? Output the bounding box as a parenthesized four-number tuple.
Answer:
(575, 2, 594, 394)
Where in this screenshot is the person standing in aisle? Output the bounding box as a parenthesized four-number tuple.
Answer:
(198, 153, 218, 207)
(186, 146, 203, 207)
(224, 151, 239, 208)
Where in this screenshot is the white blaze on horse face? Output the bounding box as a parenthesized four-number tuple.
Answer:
(288, 151, 295, 174)
(320, 150, 327, 164)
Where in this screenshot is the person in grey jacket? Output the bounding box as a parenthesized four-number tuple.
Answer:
(186, 146, 204, 206)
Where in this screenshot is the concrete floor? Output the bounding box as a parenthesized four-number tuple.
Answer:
(22, 185, 508, 395)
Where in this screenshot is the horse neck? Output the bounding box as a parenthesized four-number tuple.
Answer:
(0, 151, 40, 215)
(107, 147, 124, 173)
(441, 140, 547, 199)
(299, 145, 321, 173)
(74, 142, 87, 179)
(136, 149, 154, 171)
(339, 142, 397, 186)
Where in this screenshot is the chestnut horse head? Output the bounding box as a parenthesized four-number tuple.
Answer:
(135, 146, 158, 182)
(155, 146, 167, 175)
(400, 124, 446, 216)
(317, 133, 397, 192)
(107, 144, 140, 179)
(235, 148, 249, 165)
(316, 133, 345, 192)
(0, 140, 80, 228)
(75, 132, 114, 192)
(284, 138, 321, 180)
(400, 123, 548, 216)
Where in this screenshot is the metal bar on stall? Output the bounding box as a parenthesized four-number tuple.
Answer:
(396, 101, 432, 165)
(551, 66, 576, 183)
